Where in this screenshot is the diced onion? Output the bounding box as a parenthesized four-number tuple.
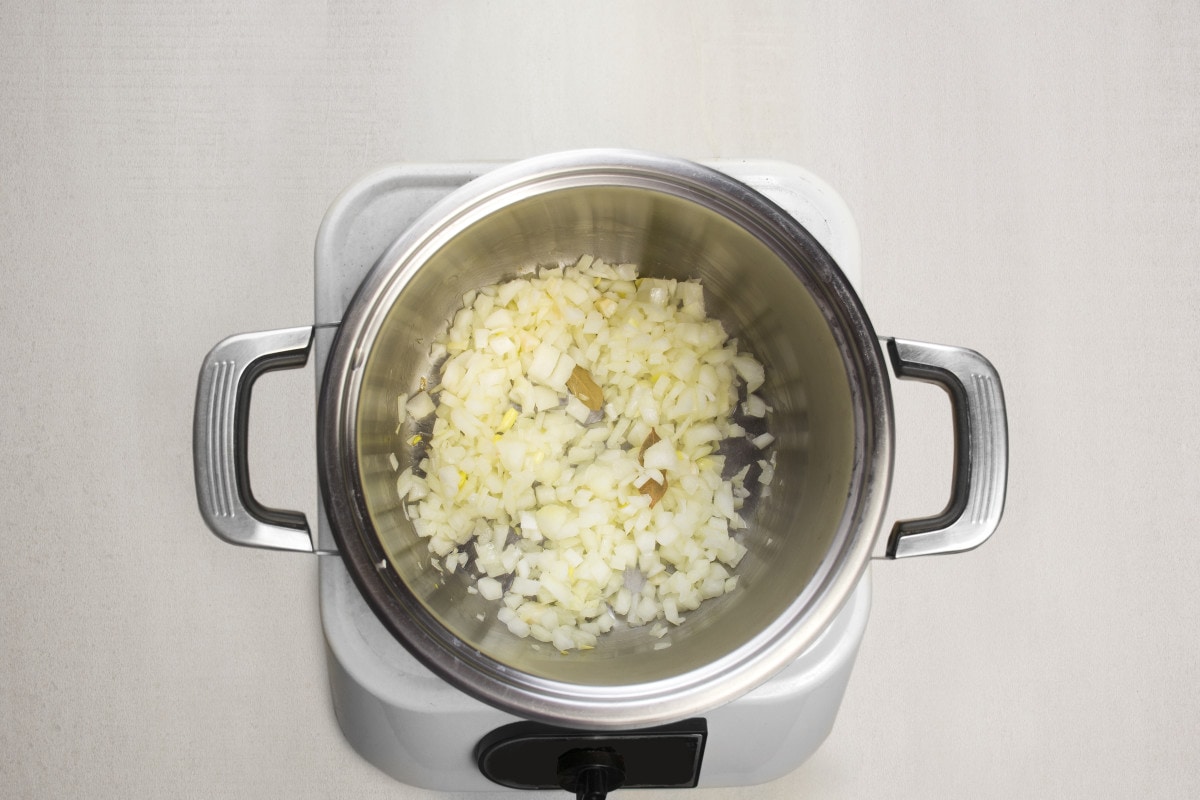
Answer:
(394, 256, 777, 650)
(751, 432, 776, 450)
(405, 390, 436, 420)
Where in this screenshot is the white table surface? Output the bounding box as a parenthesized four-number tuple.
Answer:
(3, 2, 1198, 798)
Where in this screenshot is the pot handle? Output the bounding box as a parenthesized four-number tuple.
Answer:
(884, 338, 1008, 558)
(193, 326, 315, 553)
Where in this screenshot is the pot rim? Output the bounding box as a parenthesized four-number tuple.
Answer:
(317, 149, 893, 729)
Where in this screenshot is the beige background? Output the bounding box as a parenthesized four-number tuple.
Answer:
(3, 1, 1198, 798)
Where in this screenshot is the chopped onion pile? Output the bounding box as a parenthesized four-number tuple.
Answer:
(393, 255, 775, 651)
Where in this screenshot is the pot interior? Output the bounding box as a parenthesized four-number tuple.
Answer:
(353, 182, 860, 688)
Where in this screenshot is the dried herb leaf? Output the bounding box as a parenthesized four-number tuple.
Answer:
(638, 429, 667, 506)
(567, 365, 605, 411)
(638, 429, 661, 465)
(639, 476, 668, 507)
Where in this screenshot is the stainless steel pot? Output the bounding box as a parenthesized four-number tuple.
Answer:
(194, 150, 1007, 730)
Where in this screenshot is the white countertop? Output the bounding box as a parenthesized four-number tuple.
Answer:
(3, 2, 1198, 798)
